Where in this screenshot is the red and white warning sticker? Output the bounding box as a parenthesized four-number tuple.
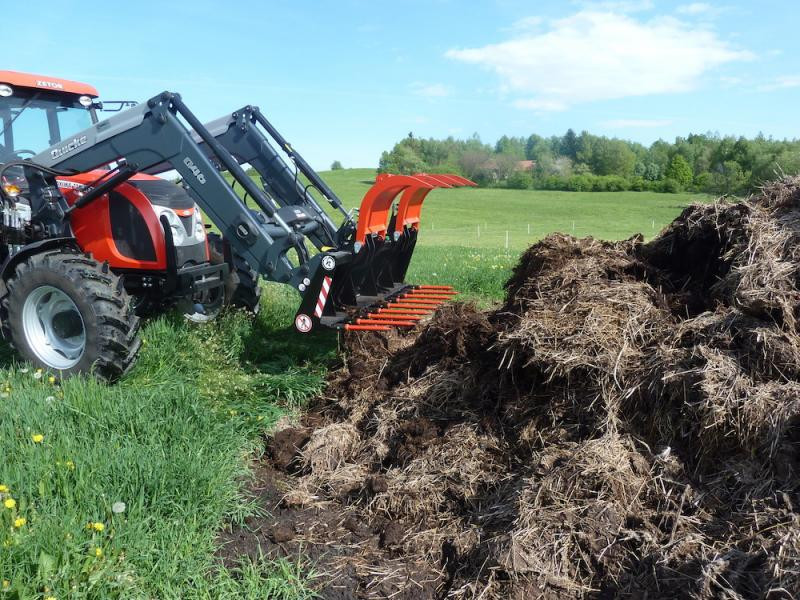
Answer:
(314, 276, 333, 318)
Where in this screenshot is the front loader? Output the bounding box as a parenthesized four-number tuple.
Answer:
(156, 104, 475, 332)
(0, 72, 473, 379)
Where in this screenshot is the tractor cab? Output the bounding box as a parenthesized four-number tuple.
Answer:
(0, 71, 100, 164)
(0, 71, 223, 331)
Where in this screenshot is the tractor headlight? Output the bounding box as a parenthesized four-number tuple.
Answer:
(170, 223, 186, 246)
(2, 184, 20, 198)
(193, 204, 206, 240)
(79, 95, 93, 107)
(154, 207, 186, 246)
(0, 84, 12, 97)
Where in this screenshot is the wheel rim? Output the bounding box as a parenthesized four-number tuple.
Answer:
(179, 286, 224, 324)
(21, 285, 86, 370)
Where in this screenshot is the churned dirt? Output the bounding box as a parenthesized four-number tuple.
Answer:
(218, 177, 800, 599)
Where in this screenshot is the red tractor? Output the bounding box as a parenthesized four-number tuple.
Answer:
(0, 70, 473, 380)
(0, 71, 257, 378)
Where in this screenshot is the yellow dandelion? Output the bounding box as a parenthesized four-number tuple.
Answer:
(44, 596, 56, 600)
(13, 517, 25, 528)
(31, 434, 44, 443)
(48, 375, 56, 384)
(2, 579, 9, 588)
(65, 460, 75, 471)
(93, 547, 103, 557)
(3, 498, 15, 509)
(91, 522, 105, 532)
(0, 484, 8, 493)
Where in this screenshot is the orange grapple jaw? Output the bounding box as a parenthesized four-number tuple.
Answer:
(304, 173, 472, 334)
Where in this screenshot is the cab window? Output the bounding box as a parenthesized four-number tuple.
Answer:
(0, 92, 93, 157)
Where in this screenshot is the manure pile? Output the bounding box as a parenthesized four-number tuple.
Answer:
(247, 178, 800, 599)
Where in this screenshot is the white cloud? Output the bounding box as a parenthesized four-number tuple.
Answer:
(677, 3, 713, 15)
(410, 82, 450, 98)
(759, 75, 800, 91)
(446, 10, 752, 111)
(509, 16, 543, 31)
(602, 118, 673, 128)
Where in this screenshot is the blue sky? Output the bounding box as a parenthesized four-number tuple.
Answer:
(5, 0, 799, 169)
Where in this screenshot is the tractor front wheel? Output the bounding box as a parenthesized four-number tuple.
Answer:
(1, 250, 141, 381)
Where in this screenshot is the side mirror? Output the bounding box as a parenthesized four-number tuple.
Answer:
(97, 100, 138, 113)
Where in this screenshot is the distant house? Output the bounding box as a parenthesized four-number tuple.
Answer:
(477, 159, 536, 181)
(515, 160, 535, 171)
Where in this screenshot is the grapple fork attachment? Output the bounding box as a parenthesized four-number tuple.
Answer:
(352, 173, 476, 295)
(294, 173, 473, 334)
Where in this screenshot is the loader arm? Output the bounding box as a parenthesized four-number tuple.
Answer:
(144, 104, 355, 252)
(190, 106, 348, 252)
(20, 92, 336, 295)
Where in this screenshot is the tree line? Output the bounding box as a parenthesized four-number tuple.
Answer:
(377, 129, 800, 194)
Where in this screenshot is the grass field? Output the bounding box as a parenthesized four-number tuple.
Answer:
(0, 169, 711, 598)
(317, 169, 709, 301)
(317, 168, 708, 247)
(0, 288, 333, 599)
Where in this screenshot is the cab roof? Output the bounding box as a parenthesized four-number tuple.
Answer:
(0, 70, 98, 97)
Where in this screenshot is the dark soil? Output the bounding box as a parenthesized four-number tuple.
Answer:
(216, 462, 442, 600)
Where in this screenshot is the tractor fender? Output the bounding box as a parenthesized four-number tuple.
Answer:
(0, 238, 82, 295)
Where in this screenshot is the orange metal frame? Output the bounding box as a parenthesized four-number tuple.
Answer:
(348, 171, 475, 332)
(355, 173, 477, 243)
(343, 285, 458, 331)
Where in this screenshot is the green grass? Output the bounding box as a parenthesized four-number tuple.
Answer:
(0, 285, 334, 599)
(315, 168, 708, 246)
(1, 167, 711, 597)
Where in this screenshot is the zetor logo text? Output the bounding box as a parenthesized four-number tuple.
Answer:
(183, 157, 207, 184)
(50, 136, 88, 159)
(36, 80, 64, 90)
